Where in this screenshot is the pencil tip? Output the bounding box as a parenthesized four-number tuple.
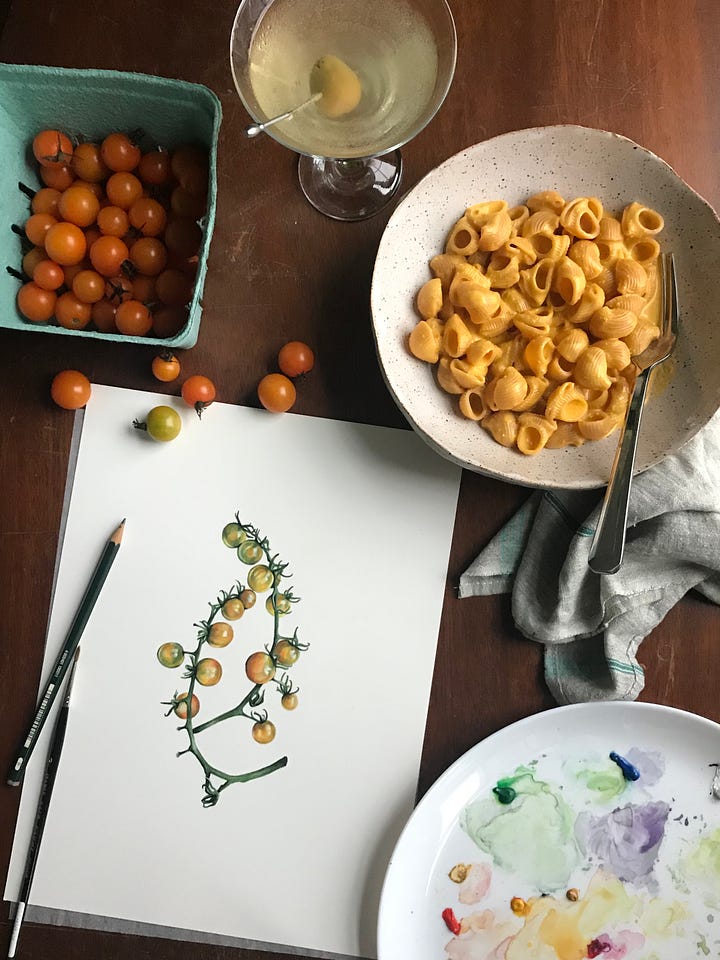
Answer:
(111, 520, 126, 545)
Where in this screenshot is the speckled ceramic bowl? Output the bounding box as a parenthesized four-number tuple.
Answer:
(370, 125, 720, 489)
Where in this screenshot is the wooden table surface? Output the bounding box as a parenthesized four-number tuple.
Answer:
(1, 1, 718, 957)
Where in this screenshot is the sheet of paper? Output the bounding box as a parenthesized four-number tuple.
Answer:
(5, 384, 460, 959)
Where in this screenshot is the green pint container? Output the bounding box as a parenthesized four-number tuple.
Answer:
(0, 62, 221, 348)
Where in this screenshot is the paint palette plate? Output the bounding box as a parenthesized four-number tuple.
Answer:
(377, 702, 720, 960)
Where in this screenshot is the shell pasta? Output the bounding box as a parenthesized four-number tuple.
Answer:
(407, 193, 664, 455)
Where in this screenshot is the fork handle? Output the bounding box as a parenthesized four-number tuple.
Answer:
(588, 370, 651, 575)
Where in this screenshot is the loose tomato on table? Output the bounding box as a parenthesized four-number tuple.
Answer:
(278, 341, 315, 378)
(258, 373, 296, 413)
(181, 375, 216, 417)
(151, 352, 181, 382)
(50, 370, 92, 409)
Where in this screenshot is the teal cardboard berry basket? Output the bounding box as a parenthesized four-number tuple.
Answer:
(0, 62, 222, 348)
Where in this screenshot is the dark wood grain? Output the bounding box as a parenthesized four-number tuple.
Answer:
(1, 1, 719, 957)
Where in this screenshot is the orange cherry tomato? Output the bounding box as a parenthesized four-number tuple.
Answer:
(105, 275, 134, 305)
(72, 269, 106, 304)
(31, 187, 62, 217)
(50, 370, 92, 409)
(22, 246, 48, 277)
(152, 305, 187, 339)
(91, 299, 117, 333)
(45, 222, 87, 266)
(71, 142, 109, 182)
(152, 351, 181, 382)
(17, 282, 56, 323)
(89, 235, 129, 277)
(33, 260, 65, 291)
(129, 237, 167, 276)
(252, 720, 276, 744)
(128, 197, 167, 237)
(278, 341, 315, 378)
(106, 171, 143, 210)
(258, 373, 296, 413)
(33, 129, 73, 168)
(55, 291, 92, 329)
(97, 205, 130, 237)
(155, 268, 193, 307)
(58, 185, 101, 228)
(173, 692, 199, 719)
(115, 299, 152, 336)
(181, 375, 216, 416)
(137, 149, 171, 185)
(170, 145, 208, 190)
(24, 212, 57, 246)
(100, 132, 141, 172)
(245, 651, 276, 685)
(63, 260, 91, 286)
(39, 164, 74, 191)
(132, 273, 156, 303)
(170, 186, 205, 220)
(164, 217, 202, 258)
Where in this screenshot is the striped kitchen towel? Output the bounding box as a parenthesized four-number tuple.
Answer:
(459, 411, 720, 704)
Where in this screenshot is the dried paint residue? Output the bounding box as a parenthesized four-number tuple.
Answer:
(680, 826, 720, 910)
(575, 802, 670, 885)
(461, 768, 580, 892)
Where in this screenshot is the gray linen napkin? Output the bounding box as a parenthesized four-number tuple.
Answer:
(459, 411, 720, 704)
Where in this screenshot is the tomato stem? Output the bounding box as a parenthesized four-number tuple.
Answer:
(17, 181, 36, 201)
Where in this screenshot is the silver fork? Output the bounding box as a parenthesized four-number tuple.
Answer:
(588, 253, 679, 575)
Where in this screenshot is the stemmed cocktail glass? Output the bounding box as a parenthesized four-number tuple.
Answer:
(230, 0, 457, 221)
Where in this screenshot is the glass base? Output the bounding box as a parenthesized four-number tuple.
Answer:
(297, 152, 403, 221)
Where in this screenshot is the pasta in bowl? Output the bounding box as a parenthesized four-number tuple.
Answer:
(370, 126, 720, 489)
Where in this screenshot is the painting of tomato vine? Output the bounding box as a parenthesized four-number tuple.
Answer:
(156, 517, 307, 807)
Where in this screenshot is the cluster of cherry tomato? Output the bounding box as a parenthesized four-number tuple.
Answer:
(14, 128, 208, 338)
(257, 340, 315, 413)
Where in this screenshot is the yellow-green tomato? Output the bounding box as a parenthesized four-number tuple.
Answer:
(245, 651, 276, 684)
(281, 693, 299, 711)
(252, 720, 276, 744)
(274, 639, 300, 667)
(222, 522, 246, 548)
(238, 540, 263, 564)
(221, 598, 244, 621)
(157, 642, 184, 668)
(138, 405, 181, 442)
(207, 622, 234, 648)
(196, 657, 222, 686)
(248, 564, 274, 593)
(265, 592, 291, 616)
(174, 692, 199, 719)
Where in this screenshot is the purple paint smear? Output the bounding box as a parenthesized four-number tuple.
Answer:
(624, 748, 666, 786)
(575, 801, 670, 883)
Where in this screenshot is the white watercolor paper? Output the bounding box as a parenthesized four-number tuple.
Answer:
(5, 384, 460, 959)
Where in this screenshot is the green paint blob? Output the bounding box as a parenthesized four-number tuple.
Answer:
(682, 828, 720, 909)
(492, 781, 517, 804)
(566, 757, 626, 801)
(461, 768, 580, 891)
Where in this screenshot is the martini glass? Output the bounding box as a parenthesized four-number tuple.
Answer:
(230, 0, 456, 221)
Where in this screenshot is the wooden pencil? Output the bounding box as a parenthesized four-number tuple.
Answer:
(7, 520, 125, 786)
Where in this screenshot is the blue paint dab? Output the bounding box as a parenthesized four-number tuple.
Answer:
(610, 751, 640, 781)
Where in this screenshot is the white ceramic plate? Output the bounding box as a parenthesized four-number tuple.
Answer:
(377, 702, 720, 960)
(370, 125, 720, 489)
